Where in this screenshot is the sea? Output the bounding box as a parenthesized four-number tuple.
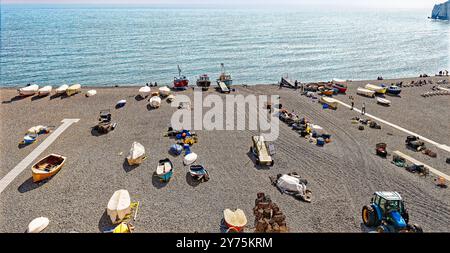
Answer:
(1, 5, 449, 87)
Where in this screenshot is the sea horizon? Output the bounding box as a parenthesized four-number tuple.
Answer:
(1, 5, 449, 87)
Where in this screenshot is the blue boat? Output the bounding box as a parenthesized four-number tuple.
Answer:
(387, 85, 402, 95)
(189, 165, 210, 182)
(22, 134, 38, 145)
(156, 158, 174, 182)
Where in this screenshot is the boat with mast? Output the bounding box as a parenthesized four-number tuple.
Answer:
(173, 65, 189, 89)
(217, 63, 232, 86)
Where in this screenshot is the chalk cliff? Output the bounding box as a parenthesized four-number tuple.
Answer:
(431, 1, 449, 20)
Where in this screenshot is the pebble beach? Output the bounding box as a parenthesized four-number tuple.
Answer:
(0, 75, 449, 233)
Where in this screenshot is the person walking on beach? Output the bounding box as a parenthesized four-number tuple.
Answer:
(361, 102, 366, 115)
(350, 96, 354, 110)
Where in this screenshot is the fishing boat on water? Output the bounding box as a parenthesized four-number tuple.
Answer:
(217, 63, 232, 86)
(173, 65, 189, 90)
(31, 154, 66, 183)
(196, 74, 211, 90)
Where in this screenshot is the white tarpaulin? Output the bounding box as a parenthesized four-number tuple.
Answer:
(277, 175, 307, 195)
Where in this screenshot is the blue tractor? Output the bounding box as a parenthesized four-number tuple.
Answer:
(362, 192, 423, 233)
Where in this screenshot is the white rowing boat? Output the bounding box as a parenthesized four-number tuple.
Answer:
(107, 189, 131, 224)
(55, 84, 69, 94)
(376, 97, 391, 106)
(357, 87, 376, 98)
(139, 86, 151, 98)
(38, 85, 52, 96)
(18, 84, 39, 96)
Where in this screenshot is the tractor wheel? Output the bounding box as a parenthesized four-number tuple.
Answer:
(362, 205, 377, 227)
(376, 225, 390, 233)
(411, 224, 423, 233)
(255, 158, 260, 166)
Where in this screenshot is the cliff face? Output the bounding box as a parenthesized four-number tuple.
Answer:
(431, 1, 449, 20)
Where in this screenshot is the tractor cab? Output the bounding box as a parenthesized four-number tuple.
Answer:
(362, 191, 421, 232)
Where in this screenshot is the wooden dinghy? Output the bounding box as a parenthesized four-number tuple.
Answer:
(365, 83, 387, 94)
(138, 86, 151, 98)
(31, 154, 66, 183)
(376, 97, 391, 106)
(18, 84, 39, 96)
(38, 85, 52, 96)
(357, 87, 375, 98)
(149, 96, 162, 108)
(27, 217, 49, 233)
(319, 96, 338, 109)
(159, 86, 171, 97)
(55, 84, 69, 94)
(107, 189, 131, 224)
(223, 209, 247, 232)
(127, 141, 146, 165)
(156, 158, 174, 182)
(66, 84, 81, 96)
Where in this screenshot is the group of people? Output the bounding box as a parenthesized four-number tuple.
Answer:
(349, 96, 366, 115)
(437, 70, 449, 76)
(145, 82, 158, 87)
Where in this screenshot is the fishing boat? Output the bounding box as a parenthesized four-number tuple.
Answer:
(159, 86, 171, 97)
(55, 84, 69, 94)
(376, 97, 391, 106)
(357, 87, 376, 98)
(222, 209, 247, 232)
(66, 84, 81, 96)
(217, 63, 232, 86)
(149, 96, 162, 108)
(156, 158, 174, 182)
(331, 80, 348, 93)
(38, 85, 52, 96)
(31, 154, 66, 183)
(27, 125, 50, 135)
(173, 65, 189, 89)
(27, 217, 49, 233)
(365, 83, 387, 94)
(196, 74, 211, 90)
(18, 84, 39, 96)
(138, 86, 151, 98)
(320, 89, 334, 96)
(319, 97, 338, 109)
(387, 85, 402, 95)
(106, 189, 131, 224)
(189, 165, 210, 181)
(127, 142, 146, 165)
(86, 89, 97, 97)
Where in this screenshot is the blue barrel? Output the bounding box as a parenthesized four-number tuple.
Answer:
(184, 144, 191, 155)
(322, 104, 329, 109)
(317, 137, 325, 146)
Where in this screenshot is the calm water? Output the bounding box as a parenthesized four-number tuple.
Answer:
(1, 6, 449, 86)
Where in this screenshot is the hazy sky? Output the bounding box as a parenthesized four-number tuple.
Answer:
(1, 0, 442, 9)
